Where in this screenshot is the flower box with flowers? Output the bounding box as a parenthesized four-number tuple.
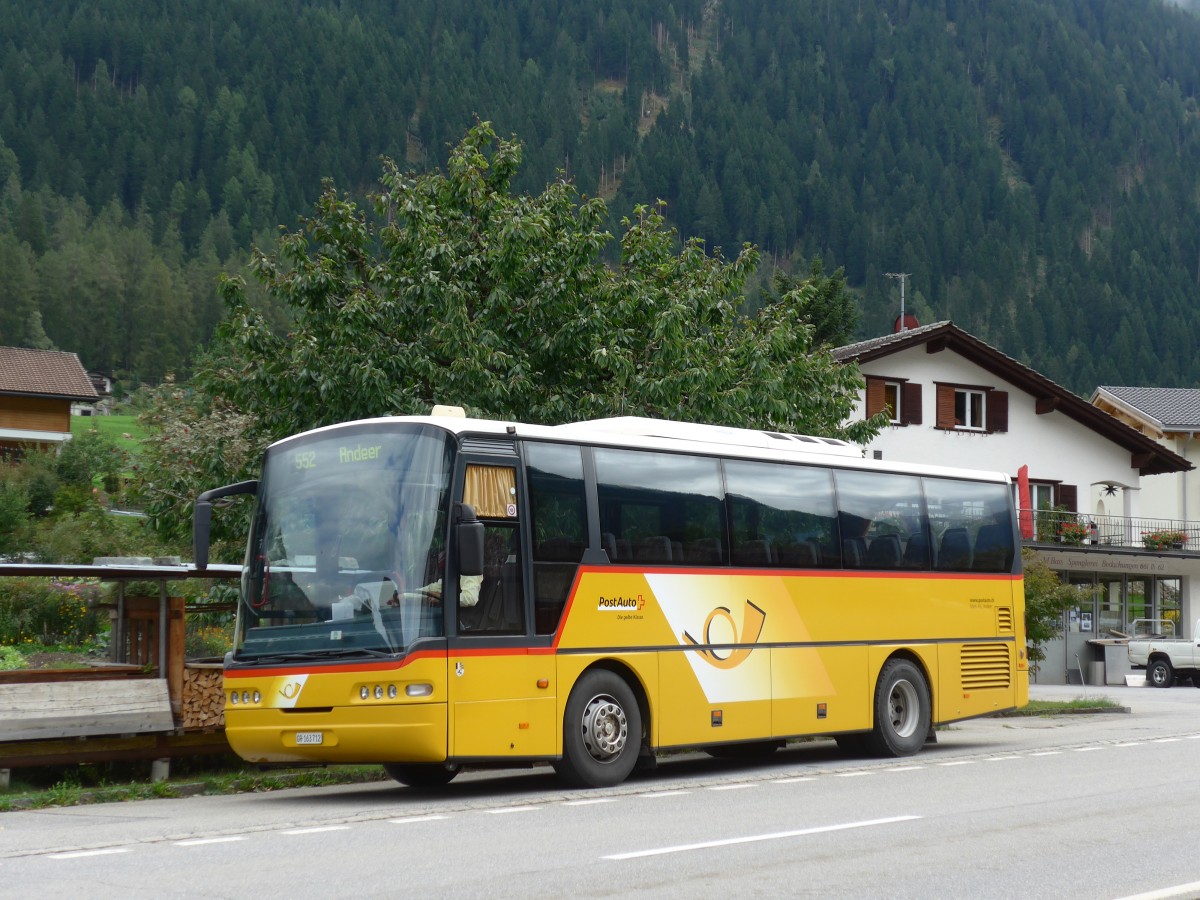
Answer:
(1057, 521, 1091, 545)
(1142, 530, 1187, 551)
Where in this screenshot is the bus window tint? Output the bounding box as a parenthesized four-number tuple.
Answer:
(725, 460, 836, 568)
(526, 442, 587, 634)
(834, 471, 928, 570)
(923, 478, 1015, 572)
(595, 449, 724, 565)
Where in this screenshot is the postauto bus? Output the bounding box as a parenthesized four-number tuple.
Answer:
(194, 410, 1026, 788)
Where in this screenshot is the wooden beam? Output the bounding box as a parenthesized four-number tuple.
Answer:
(0, 679, 174, 741)
(0, 666, 147, 684)
(0, 731, 230, 769)
(1036, 397, 1058, 415)
(925, 337, 947, 354)
(1131, 452, 1153, 471)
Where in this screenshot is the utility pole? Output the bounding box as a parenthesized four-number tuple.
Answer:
(884, 272, 910, 331)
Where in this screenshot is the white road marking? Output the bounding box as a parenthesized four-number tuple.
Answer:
(708, 784, 756, 791)
(885, 765, 924, 772)
(389, 815, 450, 824)
(772, 776, 816, 784)
(602, 815, 922, 860)
(1152, 738, 1182, 744)
(280, 826, 351, 835)
(1072, 747, 1103, 752)
(938, 760, 975, 767)
(1113, 880, 1200, 900)
(642, 790, 690, 798)
(835, 771, 873, 777)
(563, 798, 617, 806)
(1029, 751, 1062, 756)
(49, 848, 131, 859)
(985, 756, 1020, 761)
(485, 806, 540, 814)
(176, 836, 246, 846)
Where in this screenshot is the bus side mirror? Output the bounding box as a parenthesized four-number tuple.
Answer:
(193, 480, 259, 569)
(456, 503, 484, 577)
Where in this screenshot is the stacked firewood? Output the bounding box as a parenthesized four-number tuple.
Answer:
(181, 666, 225, 730)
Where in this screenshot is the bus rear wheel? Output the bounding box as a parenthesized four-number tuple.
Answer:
(866, 659, 930, 757)
(383, 762, 461, 788)
(555, 670, 642, 788)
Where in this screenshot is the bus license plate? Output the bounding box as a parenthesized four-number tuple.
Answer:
(295, 732, 324, 745)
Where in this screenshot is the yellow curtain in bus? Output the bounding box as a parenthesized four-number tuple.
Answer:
(465, 465, 516, 518)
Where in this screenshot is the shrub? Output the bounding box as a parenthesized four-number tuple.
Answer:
(0, 578, 103, 646)
(185, 622, 233, 659)
(0, 479, 30, 556)
(0, 645, 25, 670)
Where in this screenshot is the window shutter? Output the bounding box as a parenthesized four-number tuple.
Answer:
(865, 377, 886, 418)
(1055, 484, 1078, 513)
(935, 384, 955, 429)
(901, 382, 922, 425)
(986, 390, 1009, 433)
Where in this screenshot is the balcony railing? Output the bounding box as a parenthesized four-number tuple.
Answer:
(1021, 508, 1200, 552)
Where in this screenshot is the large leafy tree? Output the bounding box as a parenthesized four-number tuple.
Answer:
(144, 123, 881, 548)
(212, 121, 878, 442)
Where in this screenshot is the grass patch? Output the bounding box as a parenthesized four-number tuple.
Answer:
(71, 415, 146, 455)
(0, 758, 389, 812)
(1015, 697, 1124, 715)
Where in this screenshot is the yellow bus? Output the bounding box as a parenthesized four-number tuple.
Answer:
(195, 411, 1027, 788)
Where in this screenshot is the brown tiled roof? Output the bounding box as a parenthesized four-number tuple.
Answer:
(0, 346, 99, 400)
(832, 321, 1191, 477)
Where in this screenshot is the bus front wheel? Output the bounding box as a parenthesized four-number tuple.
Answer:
(383, 762, 461, 788)
(555, 670, 642, 788)
(867, 659, 930, 757)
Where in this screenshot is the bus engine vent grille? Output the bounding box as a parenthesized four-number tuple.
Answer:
(960, 644, 1011, 690)
(461, 437, 518, 456)
(996, 606, 1014, 634)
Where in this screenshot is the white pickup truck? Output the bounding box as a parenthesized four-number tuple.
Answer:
(1127, 619, 1200, 688)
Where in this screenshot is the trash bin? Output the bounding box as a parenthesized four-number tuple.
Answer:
(1086, 659, 1106, 686)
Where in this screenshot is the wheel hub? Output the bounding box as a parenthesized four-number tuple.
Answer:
(581, 694, 627, 761)
(888, 679, 920, 738)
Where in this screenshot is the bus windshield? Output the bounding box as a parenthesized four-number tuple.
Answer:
(235, 424, 454, 661)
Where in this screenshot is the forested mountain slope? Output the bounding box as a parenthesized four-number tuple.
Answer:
(2, 0, 1199, 393)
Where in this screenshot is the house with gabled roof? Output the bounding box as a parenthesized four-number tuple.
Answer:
(1091, 386, 1200, 529)
(834, 321, 1200, 685)
(0, 346, 98, 462)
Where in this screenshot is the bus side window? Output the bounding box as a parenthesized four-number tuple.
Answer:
(724, 460, 837, 569)
(526, 442, 587, 635)
(833, 470, 928, 571)
(595, 448, 725, 571)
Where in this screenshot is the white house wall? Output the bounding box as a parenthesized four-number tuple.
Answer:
(854, 347, 1141, 510)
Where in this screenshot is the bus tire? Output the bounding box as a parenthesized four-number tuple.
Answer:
(555, 670, 642, 788)
(1147, 658, 1174, 688)
(383, 762, 461, 788)
(866, 658, 930, 757)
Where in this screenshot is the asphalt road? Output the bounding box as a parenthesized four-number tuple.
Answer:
(3, 684, 1200, 899)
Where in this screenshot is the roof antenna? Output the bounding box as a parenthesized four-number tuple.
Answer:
(885, 272, 910, 332)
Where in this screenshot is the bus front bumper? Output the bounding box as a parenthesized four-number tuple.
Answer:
(224, 703, 447, 765)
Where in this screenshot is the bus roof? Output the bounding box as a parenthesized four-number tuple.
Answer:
(274, 413, 1012, 484)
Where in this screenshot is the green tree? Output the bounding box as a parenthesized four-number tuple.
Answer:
(134, 375, 263, 553)
(1021, 548, 1091, 672)
(753, 257, 860, 348)
(212, 123, 879, 444)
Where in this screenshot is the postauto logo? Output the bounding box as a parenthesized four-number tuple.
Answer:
(597, 594, 646, 612)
